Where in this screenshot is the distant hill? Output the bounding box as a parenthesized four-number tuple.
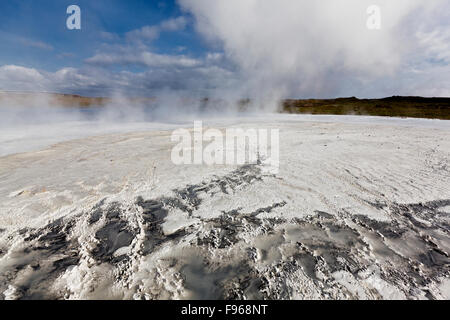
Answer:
(0, 91, 155, 108)
(0, 91, 112, 107)
(1, 91, 449, 120)
(282, 96, 450, 120)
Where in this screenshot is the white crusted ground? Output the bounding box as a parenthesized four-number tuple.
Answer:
(0, 115, 449, 300)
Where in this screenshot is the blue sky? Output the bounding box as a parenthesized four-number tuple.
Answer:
(0, 0, 231, 97)
(0, 0, 205, 71)
(0, 0, 448, 98)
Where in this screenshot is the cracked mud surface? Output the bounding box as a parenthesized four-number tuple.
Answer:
(0, 163, 448, 300)
(1, 118, 449, 300)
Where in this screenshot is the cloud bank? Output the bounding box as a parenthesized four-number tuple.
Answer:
(0, 1, 448, 101)
(179, 0, 449, 99)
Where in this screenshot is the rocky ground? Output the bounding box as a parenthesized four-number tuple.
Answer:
(0, 115, 449, 300)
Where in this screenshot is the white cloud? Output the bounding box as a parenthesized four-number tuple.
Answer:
(17, 38, 53, 51)
(416, 27, 450, 64)
(160, 16, 188, 31)
(126, 16, 188, 43)
(1, 2, 448, 99)
(0, 31, 54, 51)
(0, 12, 235, 97)
(99, 31, 121, 42)
(0, 60, 237, 97)
(0, 65, 48, 91)
(179, 0, 449, 98)
(126, 25, 160, 42)
(86, 51, 201, 68)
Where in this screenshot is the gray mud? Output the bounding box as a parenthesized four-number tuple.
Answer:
(0, 164, 448, 300)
